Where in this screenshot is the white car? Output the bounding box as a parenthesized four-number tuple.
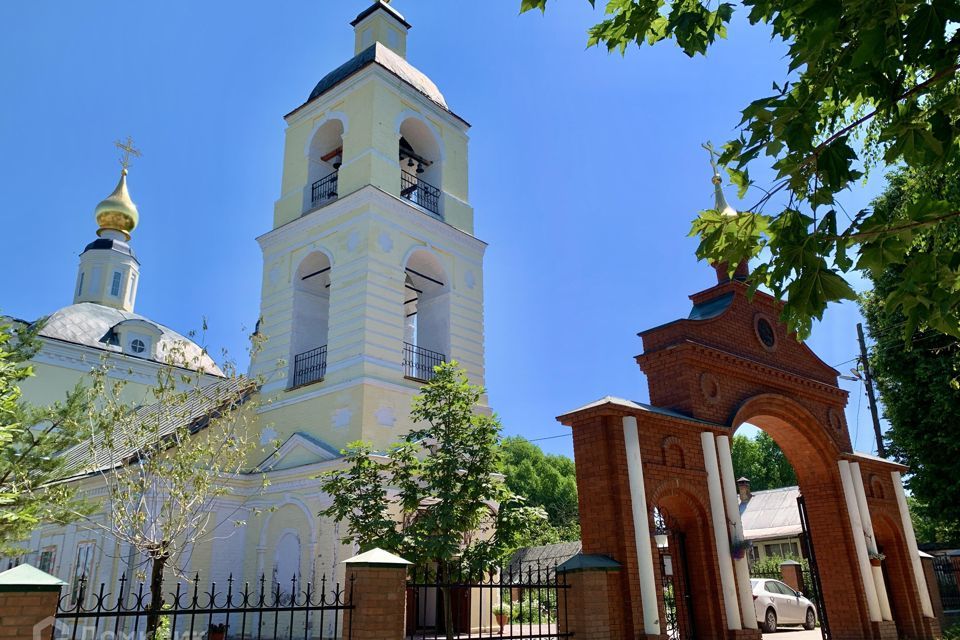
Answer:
(751, 578, 817, 632)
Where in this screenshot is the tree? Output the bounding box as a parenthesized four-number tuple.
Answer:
(320, 362, 545, 640)
(0, 320, 93, 555)
(731, 431, 797, 491)
(71, 340, 261, 638)
(861, 161, 960, 542)
(500, 436, 580, 542)
(521, 0, 960, 341)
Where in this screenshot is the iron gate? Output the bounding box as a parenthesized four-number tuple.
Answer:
(659, 531, 695, 640)
(798, 495, 829, 640)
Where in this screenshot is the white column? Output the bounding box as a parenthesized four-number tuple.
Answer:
(701, 432, 743, 630)
(838, 460, 882, 622)
(850, 462, 893, 621)
(891, 471, 935, 618)
(716, 435, 759, 629)
(622, 416, 661, 637)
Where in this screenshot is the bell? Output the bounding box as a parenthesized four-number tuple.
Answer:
(407, 157, 415, 167)
(416, 162, 424, 174)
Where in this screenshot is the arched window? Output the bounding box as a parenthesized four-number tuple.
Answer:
(398, 117, 442, 217)
(403, 249, 448, 381)
(305, 119, 344, 211)
(290, 252, 331, 388)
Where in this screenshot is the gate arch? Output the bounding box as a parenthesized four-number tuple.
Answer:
(557, 265, 940, 640)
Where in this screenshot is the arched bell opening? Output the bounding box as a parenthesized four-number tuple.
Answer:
(398, 117, 442, 217)
(305, 119, 344, 210)
(290, 251, 331, 388)
(402, 249, 448, 381)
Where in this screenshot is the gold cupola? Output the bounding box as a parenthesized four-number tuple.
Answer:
(94, 168, 139, 240)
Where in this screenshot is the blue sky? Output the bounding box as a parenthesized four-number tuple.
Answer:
(0, 1, 888, 458)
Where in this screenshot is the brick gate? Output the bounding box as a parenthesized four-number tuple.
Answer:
(557, 264, 941, 640)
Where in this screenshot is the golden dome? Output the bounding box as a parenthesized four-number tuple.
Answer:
(94, 169, 139, 239)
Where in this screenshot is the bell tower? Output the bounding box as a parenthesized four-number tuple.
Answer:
(250, 2, 486, 452)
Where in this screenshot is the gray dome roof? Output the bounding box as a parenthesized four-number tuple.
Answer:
(306, 43, 447, 110)
(39, 303, 223, 376)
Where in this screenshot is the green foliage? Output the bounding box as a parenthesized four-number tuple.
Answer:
(730, 431, 797, 491)
(320, 362, 547, 574)
(522, 0, 960, 340)
(861, 161, 960, 542)
(751, 555, 807, 575)
(0, 319, 94, 555)
(500, 436, 580, 543)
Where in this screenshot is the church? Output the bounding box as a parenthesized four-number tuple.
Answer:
(11, 0, 487, 601)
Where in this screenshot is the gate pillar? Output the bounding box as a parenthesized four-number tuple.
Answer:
(0, 564, 65, 640)
(342, 548, 411, 640)
(557, 554, 626, 640)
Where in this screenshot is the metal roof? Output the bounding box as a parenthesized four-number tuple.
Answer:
(59, 376, 255, 478)
(559, 396, 722, 427)
(305, 43, 448, 111)
(38, 302, 223, 375)
(82, 237, 138, 261)
(740, 486, 803, 541)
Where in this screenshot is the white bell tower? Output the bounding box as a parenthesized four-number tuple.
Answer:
(249, 1, 487, 451)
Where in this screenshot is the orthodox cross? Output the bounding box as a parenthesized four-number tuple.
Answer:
(702, 141, 720, 177)
(114, 136, 142, 171)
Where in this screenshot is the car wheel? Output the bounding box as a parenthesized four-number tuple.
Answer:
(763, 608, 777, 633)
(804, 608, 816, 630)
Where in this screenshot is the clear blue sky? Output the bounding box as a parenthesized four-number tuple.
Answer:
(0, 1, 888, 458)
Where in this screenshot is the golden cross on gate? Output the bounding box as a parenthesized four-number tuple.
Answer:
(114, 136, 142, 171)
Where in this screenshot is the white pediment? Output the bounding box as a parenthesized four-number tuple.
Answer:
(259, 432, 341, 472)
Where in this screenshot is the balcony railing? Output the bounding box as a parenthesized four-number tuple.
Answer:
(400, 170, 441, 217)
(310, 172, 338, 207)
(403, 342, 445, 382)
(291, 344, 327, 388)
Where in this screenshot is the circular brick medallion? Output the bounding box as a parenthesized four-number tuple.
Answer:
(700, 372, 721, 404)
(754, 313, 778, 351)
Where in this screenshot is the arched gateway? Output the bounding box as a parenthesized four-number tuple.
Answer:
(557, 263, 939, 640)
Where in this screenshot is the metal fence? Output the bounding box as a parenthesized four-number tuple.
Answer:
(52, 573, 353, 640)
(406, 562, 570, 639)
(292, 345, 327, 388)
(933, 555, 960, 613)
(400, 170, 441, 217)
(311, 173, 339, 207)
(403, 343, 445, 382)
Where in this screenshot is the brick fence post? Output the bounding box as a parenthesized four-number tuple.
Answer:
(779, 560, 805, 594)
(556, 554, 624, 640)
(341, 548, 411, 640)
(0, 564, 65, 640)
(919, 552, 945, 628)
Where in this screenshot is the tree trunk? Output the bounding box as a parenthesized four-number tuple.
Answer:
(441, 585, 455, 640)
(145, 553, 168, 640)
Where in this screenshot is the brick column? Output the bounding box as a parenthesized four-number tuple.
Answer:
(0, 564, 65, 640)
(556, 554, 640, 640)
(779, 560, 804, 593)
(919, 553, 945, 629)
(341, 548, 411, 640)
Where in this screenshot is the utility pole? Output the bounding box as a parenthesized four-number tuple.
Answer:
(856, 322, 886, 458)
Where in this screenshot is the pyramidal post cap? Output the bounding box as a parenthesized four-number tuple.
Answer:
(0, 563, 67, 592)
(94, 168, 139, 240)
(342, 548, 412, 567)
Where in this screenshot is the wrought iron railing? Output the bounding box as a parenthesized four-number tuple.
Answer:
(54, 572, 353, 640)
(400, 170, 441, 217)
(406, 561, 570, 639)
(933, 554, 960, 612)
(403, 342, 445, 382)
(311, 172, 339, 207)
(292, 345, 327, 388)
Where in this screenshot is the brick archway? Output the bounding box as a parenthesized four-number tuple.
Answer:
(557, 270, 940, 640)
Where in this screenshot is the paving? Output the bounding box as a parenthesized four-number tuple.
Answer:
(763, 628, 824, 639)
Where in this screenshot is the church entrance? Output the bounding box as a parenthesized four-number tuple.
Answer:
(557, 265, 941, 640)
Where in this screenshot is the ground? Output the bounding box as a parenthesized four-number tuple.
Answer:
(763, 628, 822, 639)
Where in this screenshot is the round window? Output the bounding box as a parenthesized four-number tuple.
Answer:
(130, 338, 146, 354)
(754, 315, 777, 350)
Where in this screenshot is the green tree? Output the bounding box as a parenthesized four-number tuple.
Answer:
(522, 0, 960, 341)
(500, 436, 580, 542)
(0, 320, 94, 555)
(731, 431, 797, 491)
(70, 339, 262, 638)
(861, 161, 960, 542)
(320, 362, 545, 640)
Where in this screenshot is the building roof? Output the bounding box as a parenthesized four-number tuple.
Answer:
(350, 1, 411, 29)
(59, 376, 255, 478)
(558, 395, 722, 427)
(303, 42, 448, 112)
(82, 237, 138, 261)
(38, 302, 223, 375)
(507, 541, 582, 580)
(740, 485, 803, 541)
